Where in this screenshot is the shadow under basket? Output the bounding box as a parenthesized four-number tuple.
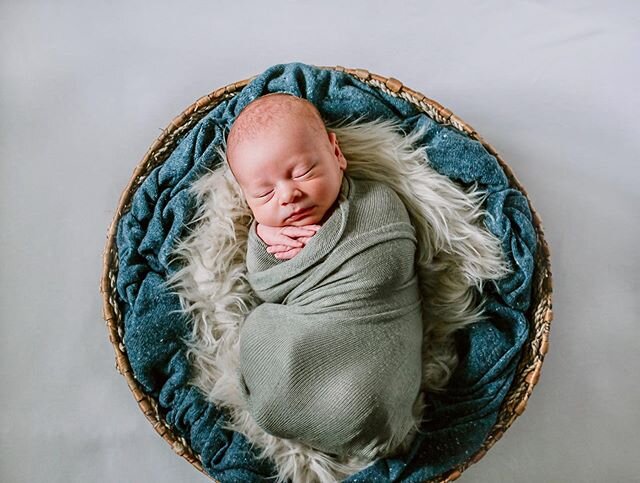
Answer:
(100, 65, 553, 482)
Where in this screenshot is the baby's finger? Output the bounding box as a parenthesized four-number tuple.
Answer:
(275, 234, 303, 247)
(281, 226, 317, 238)
(267, 245, 291, 253)
(275, 247, 301, 260)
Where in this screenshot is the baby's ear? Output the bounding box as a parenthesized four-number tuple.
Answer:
(328, 132, 347, 170)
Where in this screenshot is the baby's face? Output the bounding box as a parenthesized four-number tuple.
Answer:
(228, 116, 347, 227)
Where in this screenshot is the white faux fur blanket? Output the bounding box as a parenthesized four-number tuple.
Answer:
(166, 118, 509, 483)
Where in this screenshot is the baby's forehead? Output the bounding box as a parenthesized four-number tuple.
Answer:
(240, 93, 320, 121)
(227, 95, 325, 150)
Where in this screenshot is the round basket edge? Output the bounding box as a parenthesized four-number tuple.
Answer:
(100, 64, 554, 483)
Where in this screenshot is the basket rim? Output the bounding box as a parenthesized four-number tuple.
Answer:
(100, 64, 553, 483)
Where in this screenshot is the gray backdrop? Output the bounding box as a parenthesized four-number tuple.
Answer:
(1, 1, 638, 482)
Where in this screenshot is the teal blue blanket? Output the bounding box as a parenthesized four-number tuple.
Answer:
(116, 62, 536, 482)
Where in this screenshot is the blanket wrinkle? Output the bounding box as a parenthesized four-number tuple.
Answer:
(239, 173, 425, 459)
(240, 173, 423, 459)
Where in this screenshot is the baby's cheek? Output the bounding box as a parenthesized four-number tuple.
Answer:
(253, 205, 279, 226)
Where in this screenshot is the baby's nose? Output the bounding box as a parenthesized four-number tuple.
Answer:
(279, 185, 302, 204)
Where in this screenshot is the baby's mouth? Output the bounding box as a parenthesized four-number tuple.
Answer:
(287, 206, 313, 221)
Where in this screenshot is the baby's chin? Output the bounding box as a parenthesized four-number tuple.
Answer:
(282, 214, 323, 227)
(287, 203, 338, 226)
(262, 212, 324, 227)
(276, 206, 321, 226)
(255, 203, 336, 227)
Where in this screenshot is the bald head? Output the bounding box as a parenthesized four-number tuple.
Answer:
(222, 93, 348, 227)
(226, 93, 327, 168)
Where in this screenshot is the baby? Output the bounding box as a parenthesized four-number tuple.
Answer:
(226, 93, 424, 460)
(226, 93, 346, 259)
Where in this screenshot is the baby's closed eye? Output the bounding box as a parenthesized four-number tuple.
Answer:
(256, 189, 273, 198)
(295, 167, 313, 178)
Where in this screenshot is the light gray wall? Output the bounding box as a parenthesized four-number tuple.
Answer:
(1, 1, 638, 482)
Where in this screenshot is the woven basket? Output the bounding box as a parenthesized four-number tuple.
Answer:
(100, 65, 553, 482)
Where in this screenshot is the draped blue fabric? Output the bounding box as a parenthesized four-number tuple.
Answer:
(115, 62, 536, 482)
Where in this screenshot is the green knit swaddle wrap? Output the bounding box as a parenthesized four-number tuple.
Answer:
(239, 173, 424, 459)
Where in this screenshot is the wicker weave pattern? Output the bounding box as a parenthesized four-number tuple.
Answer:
(100, 66, 553, 483)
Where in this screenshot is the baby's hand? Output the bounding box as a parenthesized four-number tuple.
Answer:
(257, 223, 322, 260)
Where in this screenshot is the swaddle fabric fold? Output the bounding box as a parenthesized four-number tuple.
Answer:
(241, 173, 423, 458)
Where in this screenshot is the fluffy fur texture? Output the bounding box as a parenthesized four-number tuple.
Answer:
(165, 118, 510, 483)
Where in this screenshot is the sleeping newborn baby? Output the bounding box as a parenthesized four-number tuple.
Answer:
(226, 93, 424, 460)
